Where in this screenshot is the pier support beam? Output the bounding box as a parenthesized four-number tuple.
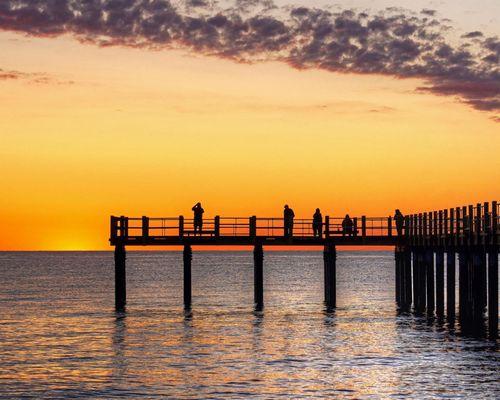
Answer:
(324, 244, 336, 309)
(488, 248, 498, 338)
(183, 245, 192, 309)
(471, 249, 486, 321)
(114, 244, 126, 311)
(395, 248, 402, 305)
(404, 248, 413, 308)
(458, 250, 470, 322)
(254, 244, 264, 311)
(413, 250, 426, 313)
(446, 251, 456, 320)
(436, 249, 444, 317)
(425, 250, 435, 315)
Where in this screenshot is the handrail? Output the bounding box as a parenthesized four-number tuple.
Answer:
(110, 201, 499, 242)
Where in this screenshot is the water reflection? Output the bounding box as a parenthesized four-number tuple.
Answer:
(0, 251, 498, 399)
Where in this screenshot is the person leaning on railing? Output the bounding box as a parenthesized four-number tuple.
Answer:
(394, 209, 404, 236)
(313, 208, 323, 238)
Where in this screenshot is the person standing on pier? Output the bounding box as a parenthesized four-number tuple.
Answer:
(342, 214, 354, 236)
(192, 202, 204, 235)
(313, 208, 323, 238)
(284, 205, 295, 238)
(394, 209, 405, 236)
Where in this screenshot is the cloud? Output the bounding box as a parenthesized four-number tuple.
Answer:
(0, 68, 74, 85)
(0, 1, 498, 119)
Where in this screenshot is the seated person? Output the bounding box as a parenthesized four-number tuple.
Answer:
(342, 214, 354, 236)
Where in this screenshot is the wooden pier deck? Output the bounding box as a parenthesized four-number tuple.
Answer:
(110, 201, 499, 338)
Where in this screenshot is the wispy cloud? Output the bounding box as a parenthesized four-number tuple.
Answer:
(0, 1, 498, 119)
(0, 68, 74, 85)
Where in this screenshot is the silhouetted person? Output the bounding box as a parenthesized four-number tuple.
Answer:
(394, 209, 405, 236)
(283, 205, 295, 238)
(192, 202, 204, 235)
(313, 208, 323, 238)
(342, 214, 354, 236)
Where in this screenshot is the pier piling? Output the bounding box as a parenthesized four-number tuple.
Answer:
(425, 250, 435, 315)
(446, 251, 456, 320)
(114, 244, 126, 311)
(183, 245, 192, 309)
(324, 244, 336, 309)
(488, 248, 498, 338)
(254, 244, 264, 311)
(436, 249, 444, 317)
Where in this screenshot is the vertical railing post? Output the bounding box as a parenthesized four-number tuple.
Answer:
(418, 213, 423, 245)
(119, 216, 128, 238)
(449, 208, 454, 238)
(214, 215, 220, 238)
(110, 216, 118, 242)
(438, 210, 443, 245)
(353, 217, 358, 237)
(388, 216, 392, 237)
(325, 216, 330, 238)
(404, 216, 410, 238)
(433, 211, 438, 242)
(468, 205, 474, 243)
(142, 216, 149, 239)
(475, 203, 481, 244)
(423, 213, 428, 243)
(484, 202, 490, 236)
(179, 216, 184, 237)
(249, 216, 257, 238)
(361, 216, 366, 238)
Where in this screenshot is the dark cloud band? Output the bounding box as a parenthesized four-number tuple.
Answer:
(0, 0, 498, 117)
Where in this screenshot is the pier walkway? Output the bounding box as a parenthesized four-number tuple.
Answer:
(110, 201, 498, 338)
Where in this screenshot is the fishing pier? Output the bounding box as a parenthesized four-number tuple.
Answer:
(110, 201, 499, 337)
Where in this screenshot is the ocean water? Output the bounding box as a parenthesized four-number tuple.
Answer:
(0, 251, 498, 399)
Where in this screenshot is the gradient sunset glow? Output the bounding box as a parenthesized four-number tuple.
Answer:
(0, 0, 498, 250)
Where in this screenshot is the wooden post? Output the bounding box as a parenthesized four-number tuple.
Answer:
(183, 245, 192, 309)
(438, 211, 443, 245)
(418, 214, 423, 245)
(423, 213, 428, 244)
(142, 216, 149, 240)
(361, 216, 366, 238)
(489, 201, 498, 338)
(179, 216, 184, 237)
(353, 217, 358, 237)
(425, 249, 435, 314)
(436, 248, 444, 317)
(114, 244, 126, 311)
(249, 216, 257, 238)
(395, 247, 402, 305)
(471, 249, 486, 320)
(214, 215, 220, 237)
(476, 203, 482, 244)
(446, 250, 456, 320)
(119, 216, 128, 238)
(404, 247, 412, 308)
(254, 244, 264, 311)
(433, 211, 438, 240)
(458, 250, 469, 322)
(468, 205, 474, 243)
(323, 244, 336, 309)
(110, 216, 118, 241)
(488, 248, 498, 338)
(414, 250, 426, 313)
(325, 216, 330, 238)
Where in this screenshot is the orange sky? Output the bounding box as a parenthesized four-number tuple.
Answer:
(0, 32, 499, 250)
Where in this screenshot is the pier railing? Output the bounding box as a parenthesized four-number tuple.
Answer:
(110, 200, 499, 245)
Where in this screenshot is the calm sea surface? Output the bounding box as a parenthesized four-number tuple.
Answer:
(0, 251, 498, 399)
